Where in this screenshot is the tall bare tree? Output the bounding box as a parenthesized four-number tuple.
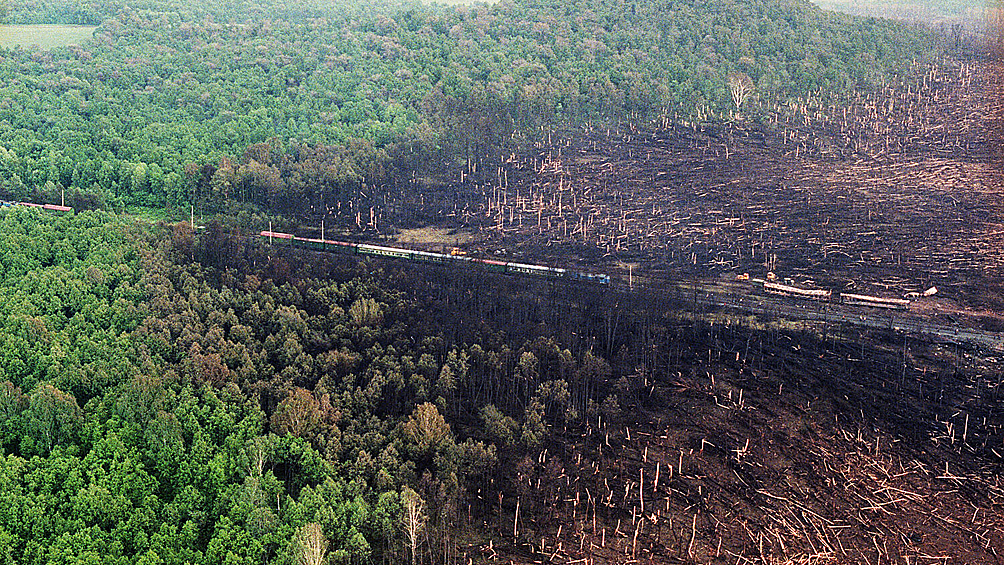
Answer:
(401, 486, 427, 565)
(296, 523, 328, 565)
(728, 72, 755, 110)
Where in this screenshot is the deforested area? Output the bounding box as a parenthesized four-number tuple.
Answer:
(407, 56, 1004, 305)
(0, 0, 1002, 563)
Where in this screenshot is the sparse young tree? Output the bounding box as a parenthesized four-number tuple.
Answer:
(245, 435, 271, 479)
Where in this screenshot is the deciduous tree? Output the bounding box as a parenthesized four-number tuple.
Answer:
(271, 387, 321, 439)
(27, 383, 81, 453)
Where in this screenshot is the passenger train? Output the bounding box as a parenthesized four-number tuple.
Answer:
(260, 231, 611, 284)
(260, 230, 919, 309)
(0, 201, 74, 213)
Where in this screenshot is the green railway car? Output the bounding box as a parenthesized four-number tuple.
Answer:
(325, 240, 358, 254)
(301, 238, 326, 251)
(357, 244, 414, 259)
(412, 250, 449, 263)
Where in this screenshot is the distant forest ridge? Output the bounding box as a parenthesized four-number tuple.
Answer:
(3, 0, 991, 24)
(0, 0, 951, 212)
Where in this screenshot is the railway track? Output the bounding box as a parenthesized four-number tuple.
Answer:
(648, 278, 1004, 352)
(257, 232, 1004, 352)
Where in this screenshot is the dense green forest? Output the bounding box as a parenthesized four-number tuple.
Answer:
(0, 207, 644, 564)
(0, 0, 943, 217)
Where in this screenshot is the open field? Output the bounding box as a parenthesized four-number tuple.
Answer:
(0, 24, 95, 49)
(814, 0, 987, 25)
(393, 226, 477, 246)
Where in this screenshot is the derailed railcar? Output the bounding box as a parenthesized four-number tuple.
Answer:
(43, 204, 73, 214)
(473, 258, 509, 273)
(760, 279, 911, 310)
(763, 281, 832, 300)
(570, 271, 611, 284)
(2, 201, 73, 214)
(325, 239, 357, 254)
(412, 250, 450, 264)
(839, 293, 910, 310)
(300, 237, 327, 251)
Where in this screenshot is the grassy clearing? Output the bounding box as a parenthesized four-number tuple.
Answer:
(0, 24, 96, 49)
(813, 0, 986, 25)
(394, 226, 476, 246)
(417, 0, 498, 5)
(123, 205, 189, 225)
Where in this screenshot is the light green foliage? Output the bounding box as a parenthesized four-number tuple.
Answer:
(0, 211, 407, 563)
(479, 404, 518, 446)
(349, 298, 384, 328)
(27, 382, 81, 452)
(400, 402, 453, 461)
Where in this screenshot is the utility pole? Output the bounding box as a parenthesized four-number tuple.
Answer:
(191, 204, 194, 230)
